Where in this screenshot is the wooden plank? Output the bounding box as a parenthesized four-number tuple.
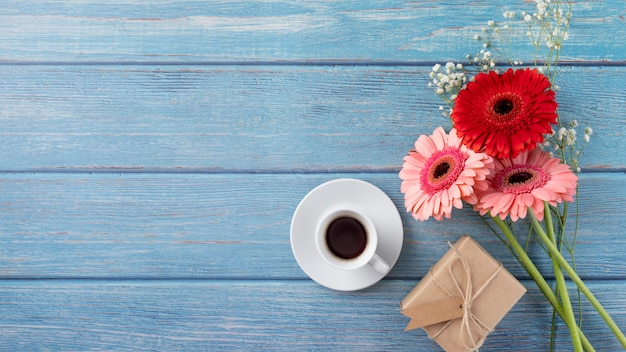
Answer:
(0, 280, 624, 351)
(1, 2, 623, 352)
(1, 173, 625, 280)
(1, 65, 624, 171)
(0, 0, 624, 62)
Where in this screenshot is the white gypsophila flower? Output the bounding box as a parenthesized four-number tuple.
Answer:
(565, 129, 577, 146)
(557, 127, 567, 141)
(536, 1, 548, 19)
(429, 62, 467, 99)
(554, 8, 564, 22)
(584, 134, 590, 142)
(584, 127, 593, 135)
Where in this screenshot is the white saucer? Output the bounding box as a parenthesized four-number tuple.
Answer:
(290, 178, 404, 291)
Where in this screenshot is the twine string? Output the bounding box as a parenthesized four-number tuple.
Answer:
(428, 242, 503, 351)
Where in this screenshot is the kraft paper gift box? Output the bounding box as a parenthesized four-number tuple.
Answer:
(400, 235, 526, 352)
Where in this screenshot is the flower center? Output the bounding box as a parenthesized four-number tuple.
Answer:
(493, 165, 550, 194)
(508, 171, 533, 184)
(420, 148, 466, 195)
(433, 162, 451, 179)
(485, 92, 525, 125)
(493, 98, 514, 115)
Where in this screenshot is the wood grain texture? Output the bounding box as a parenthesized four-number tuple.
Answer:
(0, 280, 625, 351)
(1, 173, 625, 280)
(0, 0, 625, 63)
(1, 0, 625, 350)
(1, 65, 624, 171)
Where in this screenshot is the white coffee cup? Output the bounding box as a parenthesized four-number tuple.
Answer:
(315, 206, 389, 273)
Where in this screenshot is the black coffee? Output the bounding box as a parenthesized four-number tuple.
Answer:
(325, 216, 367, 259)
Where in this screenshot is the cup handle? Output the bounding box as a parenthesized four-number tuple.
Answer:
(368, 253, 390, 274)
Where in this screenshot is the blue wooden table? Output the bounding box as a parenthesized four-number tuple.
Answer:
(1, 1, 625, 350)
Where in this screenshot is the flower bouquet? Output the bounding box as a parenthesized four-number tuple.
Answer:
(399, 1, 626, 350)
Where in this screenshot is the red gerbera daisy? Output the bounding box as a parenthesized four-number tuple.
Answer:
(451, 68, 558, 159)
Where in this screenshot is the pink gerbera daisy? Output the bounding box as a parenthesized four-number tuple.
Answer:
(473, 147, 578, 222)
(400, 127, 493, 221)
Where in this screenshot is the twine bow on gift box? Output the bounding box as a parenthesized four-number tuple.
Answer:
(431, 247, 502, 350)
(401, 236, 525, 352)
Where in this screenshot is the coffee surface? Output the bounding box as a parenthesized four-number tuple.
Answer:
(325, 216, 367, 259)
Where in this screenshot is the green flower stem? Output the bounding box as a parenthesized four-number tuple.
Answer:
(530, 203, 582, 352)
(527, 208, 626, 349)
(491, 216, 594, 351)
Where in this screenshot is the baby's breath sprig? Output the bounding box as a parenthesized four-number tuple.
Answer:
(472, 11, 518, 67)
(427, 52, 499, 118)
(472, 0, 572, 84)
(465, 49, 498, 73)
(428, 62, 467, 116)
(544, 119, 592, 173)
(523, 0, 572, 83)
